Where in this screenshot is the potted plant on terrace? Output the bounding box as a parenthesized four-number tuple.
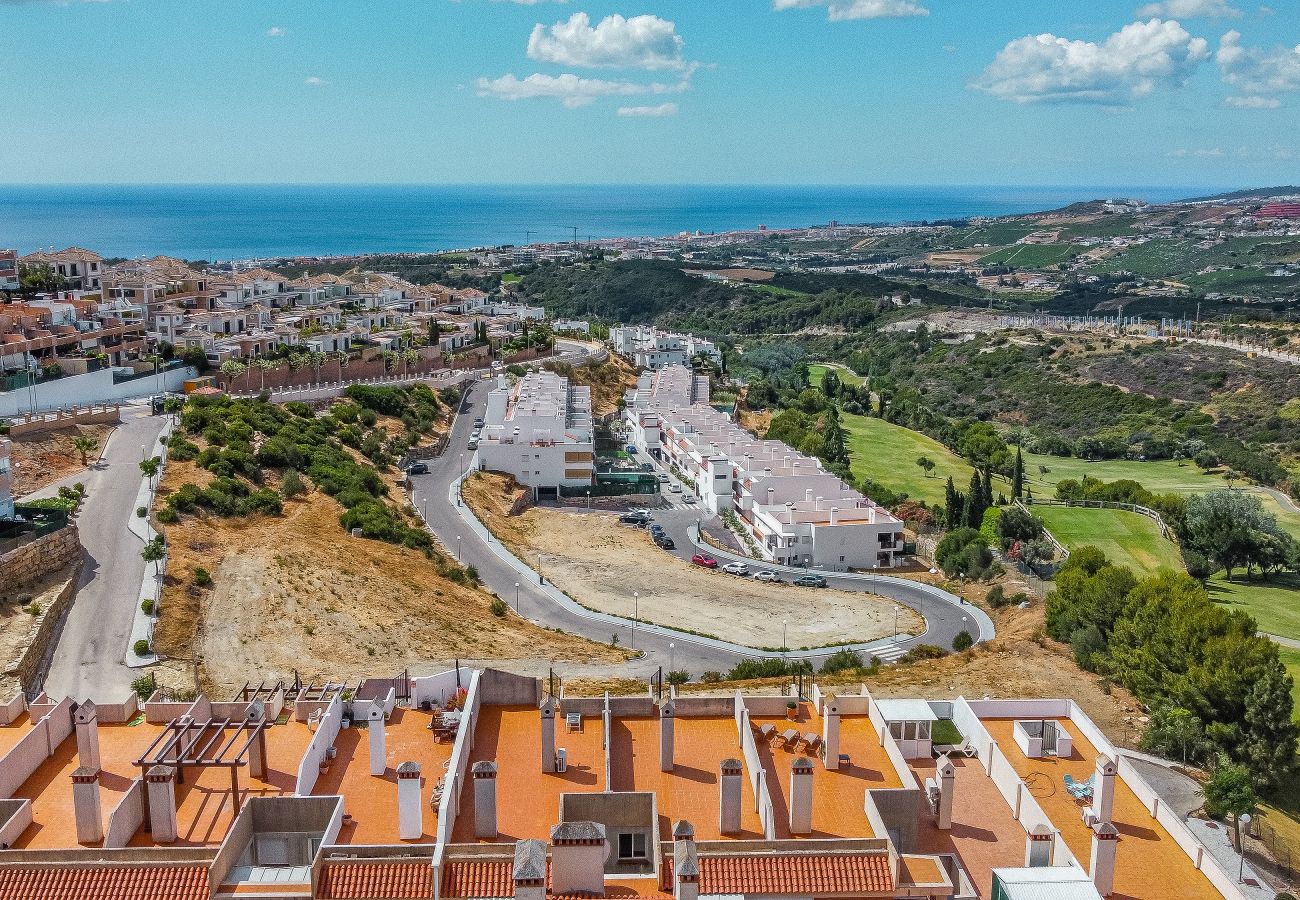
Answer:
(786, 700, 798, 721)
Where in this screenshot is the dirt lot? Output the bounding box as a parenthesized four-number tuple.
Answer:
(152, 457, 626, 695)
(464, 474, 921, 650)
(7, 424, 113, 496)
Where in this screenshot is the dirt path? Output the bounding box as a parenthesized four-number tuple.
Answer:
(465, 475, 921, 651)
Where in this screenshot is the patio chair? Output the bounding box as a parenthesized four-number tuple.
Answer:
(953, 738, 978, 758)
(1064, 773, 1094, 800)
(566, 712, 583, 733)
(780, 728, 799, 749)
(803, 733, 822, 756)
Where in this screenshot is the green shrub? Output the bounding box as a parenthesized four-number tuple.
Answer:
(133, 639, 151, 657)
(193, 568, 211, 587)
(141, 598, 155, 615)
(900, 644, 948, 663)
(490, 598, 508, 617)
(725, 658, 812, 680)
(667, 670, 690, 685)
(952, 630, 974, 652)
(156, 506, 180, 524)
(136, 506, 148, 518)
(819, 648, 865, 674)
(700, 671, 723, 683)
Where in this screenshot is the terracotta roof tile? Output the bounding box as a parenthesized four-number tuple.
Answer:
(0, 864, 209, 900)
(317, 860, 434, 899)
(698, 852, 894, 895)
(440, 860, 513, 899)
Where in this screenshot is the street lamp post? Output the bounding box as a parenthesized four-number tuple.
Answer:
(456, 535, 462, 562)
(893, 606, 901, 640)
(782, 619, 789, 652)
(515, 581, 520, 614)
(458, 453, 464, 506)
(632, 591, 639, 650)
(586, 490, 591, 510)
(669, 642, 675, 672)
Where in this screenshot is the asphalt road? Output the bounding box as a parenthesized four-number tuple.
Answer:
(410, 380, 991, 674)
(30, 404, 167, 701)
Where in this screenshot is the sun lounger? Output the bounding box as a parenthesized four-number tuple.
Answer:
(1064, 773, 1094, 800)
(756, 723, 776, 743)
(780, 728, 799, 748)
(803, 733, 822, 755)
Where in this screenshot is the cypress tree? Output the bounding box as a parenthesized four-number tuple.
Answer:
(966, 471, 985, 528)
(1012, 446, 1025, 499)
(981, 468, 993, 509)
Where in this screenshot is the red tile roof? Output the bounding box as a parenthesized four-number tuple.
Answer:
(440, 860, 513, 898)
(699, 852, 894, 896)
(317, 860, 434, 899)
(0, 865, 209, 900)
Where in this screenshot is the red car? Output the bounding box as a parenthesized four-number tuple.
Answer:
(691, 553, 718, 568)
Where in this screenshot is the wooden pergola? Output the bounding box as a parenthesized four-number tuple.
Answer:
(134, 717, 272, 829)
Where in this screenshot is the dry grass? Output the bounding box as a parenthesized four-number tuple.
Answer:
(464, 473, 920, 650)
(151, 429, 623, 696)
(8, 424, 113, 496)
(547, 355, 638, 417)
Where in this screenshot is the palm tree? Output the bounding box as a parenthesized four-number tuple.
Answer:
(72, 435, 97, 466)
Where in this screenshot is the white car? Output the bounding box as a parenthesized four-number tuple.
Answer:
(657, 473, 670, 483)
(683, 494, 697, 504)
(668, 483, 682, 493)
(753, 570, 779, 582)
(723, 562, 750, 576)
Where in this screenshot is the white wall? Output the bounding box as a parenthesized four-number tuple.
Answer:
(0, 365, 198, 416)
(295, 696, 343, 796)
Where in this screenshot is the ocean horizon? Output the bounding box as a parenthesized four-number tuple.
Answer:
(0, 183, 1218, 261)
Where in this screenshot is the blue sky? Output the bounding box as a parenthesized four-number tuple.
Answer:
(1, 0, 1296, 187)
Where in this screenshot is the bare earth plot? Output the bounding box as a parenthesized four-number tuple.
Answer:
(464, 474, 921, 650)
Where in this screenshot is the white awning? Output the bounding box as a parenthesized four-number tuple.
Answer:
(875, 699, 938, 723)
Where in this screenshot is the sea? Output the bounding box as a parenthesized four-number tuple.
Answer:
(0, 184, 1211, 261)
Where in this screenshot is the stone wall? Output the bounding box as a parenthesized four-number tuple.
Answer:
(2, 569, 79, 696)
(0, 524, 81, 594)
(7, 405, 122, 439)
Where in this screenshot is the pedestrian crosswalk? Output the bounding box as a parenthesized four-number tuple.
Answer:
(867, 642, 908, 663)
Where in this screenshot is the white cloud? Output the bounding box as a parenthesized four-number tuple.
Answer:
(1136, 0, 1240, 17)
(477, 72, 689, 108)
(973, 18, 1210, 104)
(1225, 94, 1281, 107)
(266, 26, 286, 37)
(773, 0, 928, 21)
(618, 102, 678, 117)
(527, 13, 686, 70)
(1216, 30, 1300, 106)
(304, 76, 328, 86)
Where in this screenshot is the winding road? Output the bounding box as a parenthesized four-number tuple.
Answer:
(409, 377, 992, 676)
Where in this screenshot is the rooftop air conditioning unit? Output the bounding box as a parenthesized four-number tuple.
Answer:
(555, 748, 568, 773)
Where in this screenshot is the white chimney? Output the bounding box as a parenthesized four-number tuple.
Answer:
(1092, 754, 1118, 824)
(789, 758, 814, 835)
(397, 761, 423, 840)
(367, 701, 386, 776)
(246, 701, 268, 780)
(1025, 823, 1054, 867)
(541, 697, 557, 773)
(72, 767, 103, 844)
(660, 701, 675, 772)
(549, 822, 607, 896)
(513, 839, 548, 900)
(1090, 822, 1119, 896)
(146, 765, 178, 844)
(829, 507, 839, 525)
(805, 489, 813, 502)
(936, 755, 956, 830)
(822, 700, 841, 770)
(815, 496, 824, 511)
(720, 759, 742, 834)
(673, 821, 699, 900)
(473, 760, 499, 838)
(74, 701, 100, 771)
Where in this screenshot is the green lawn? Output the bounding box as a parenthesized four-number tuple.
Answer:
(1032, 505, 1185, 575)
(1021, 452, 1300, 539)
(1208, 574, 1300, 641)
(809, 363, 865, 390)
(841, 413, 980, 505)
(1276, 646, 1300, 722)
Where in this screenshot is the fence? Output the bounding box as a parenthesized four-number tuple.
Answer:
(559, 479, 658, 498)
(1023, 497, 1175, 541)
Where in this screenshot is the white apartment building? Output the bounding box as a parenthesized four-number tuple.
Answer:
(0, 250, 18, 293)
(625, 366, 904, 570)
(478, 370, 595, 495)
(609, 325, 722, 370)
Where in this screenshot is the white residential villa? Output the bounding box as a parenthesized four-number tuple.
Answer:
(478, 370, 595, 495)
(625, 366, 904, 571)
(609, 325, 722, 370)
(0, 438, 13, 519)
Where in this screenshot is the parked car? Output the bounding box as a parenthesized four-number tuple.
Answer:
(657, 473, 670, 483)
(683, 494, 698, 504)
(792, 574, 827, 588)
(753, 570, 779, 582)
(473, 417, 484, 427)
(649, 526, 665, 539)
(668, 483, 683, 493)
(691, 553, 718, 568)
(405, 462, 430, 476)
(722, 562, 750, 576)
(467, 438, 478, 450)
(620, 512, 651, 527)
(640, 463, 654, 472)
(657, 537, 676, 551)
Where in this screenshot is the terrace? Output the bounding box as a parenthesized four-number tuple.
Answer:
(983, 717, 1221, 900)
